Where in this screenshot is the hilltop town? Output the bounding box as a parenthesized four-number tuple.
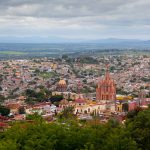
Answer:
(0, 54, 150, 127)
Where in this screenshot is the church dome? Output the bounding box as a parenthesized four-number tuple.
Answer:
(58, 79, 66, 85)
(57, 79, 67, 92)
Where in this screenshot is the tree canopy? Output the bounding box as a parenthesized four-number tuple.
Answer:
(1, 107, 150, 150)
(0, 105, 10, 116)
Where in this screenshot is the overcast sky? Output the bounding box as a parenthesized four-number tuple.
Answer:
(0, 0, 150, 42)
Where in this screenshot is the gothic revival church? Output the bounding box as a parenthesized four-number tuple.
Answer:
(96, 66, 116, 103)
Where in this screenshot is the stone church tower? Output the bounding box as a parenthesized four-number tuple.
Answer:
(96, 65, 116, 102)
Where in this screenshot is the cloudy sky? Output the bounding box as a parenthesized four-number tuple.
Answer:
(0, 0, 150, 42)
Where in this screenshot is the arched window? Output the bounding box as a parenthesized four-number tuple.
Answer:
(84, 110, 87, 114)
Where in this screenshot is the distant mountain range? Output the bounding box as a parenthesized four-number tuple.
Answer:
(0, 37, 150, 43)
(0, 38, 150, 49)
(88, 38, 150, 44)
(84, 38, 150, 49)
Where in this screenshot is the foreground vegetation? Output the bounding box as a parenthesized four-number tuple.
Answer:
(0, 106, 150, 150)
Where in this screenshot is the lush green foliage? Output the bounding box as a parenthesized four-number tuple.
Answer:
(26, 113, 44, 122)
(58, 106, 76, 120)
(0, 94, 5, 103)
(1, 107, 150, 150)
(126, 106, 150, 150)
(18, 106, 25, 114)
(0, 105, 10, 116)
(50, 95, 63, 103)
(0, 122, 137, 150)
(25, 89, 51, 104)
(78, 56, 99, 64)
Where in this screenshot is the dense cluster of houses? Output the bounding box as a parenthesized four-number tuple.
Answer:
(0, 55, 150, 130)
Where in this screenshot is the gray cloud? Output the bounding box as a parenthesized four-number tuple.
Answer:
(0, 0, 138, 18)
(0, 0, 150, 42)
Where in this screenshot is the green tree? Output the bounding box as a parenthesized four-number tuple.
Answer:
(126, 106, 150, 150)
(62, 54, 69, 60)
(0, 105, 10, 116)
(50, 95, 63, 103)
(18, 106, 25, 114)
(26, 113, 44, 122)
(0, 94, 5, 103)
(103, 128, 138, 150)
(0, 140, 18, 150)
(58, 106, 75, 120)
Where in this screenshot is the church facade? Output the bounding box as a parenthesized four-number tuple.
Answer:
(96, 66, 116, 111)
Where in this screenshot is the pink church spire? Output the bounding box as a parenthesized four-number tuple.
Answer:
(96, 64, 116, 101)
(105, 64, 110, 80)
